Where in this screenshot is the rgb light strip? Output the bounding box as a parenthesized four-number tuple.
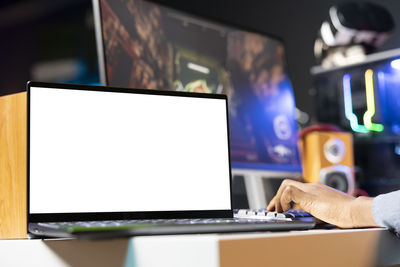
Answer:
(342, 71, 384, 133)
(363, 69, 384, 132)
(342, 74, 369, 133)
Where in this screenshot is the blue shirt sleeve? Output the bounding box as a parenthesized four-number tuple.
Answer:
(372, 190, 400, 236)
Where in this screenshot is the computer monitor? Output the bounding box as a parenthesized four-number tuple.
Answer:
(92, 0, 302, 207)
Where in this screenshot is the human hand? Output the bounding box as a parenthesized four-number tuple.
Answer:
(266, 179, 378, 228)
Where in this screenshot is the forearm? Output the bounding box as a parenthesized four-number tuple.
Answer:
(349, 196, 379, 228)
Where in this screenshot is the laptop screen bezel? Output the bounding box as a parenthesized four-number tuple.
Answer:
(27, 81, 233, 223)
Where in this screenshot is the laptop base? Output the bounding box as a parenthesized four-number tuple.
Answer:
(29, 218, 315, 239)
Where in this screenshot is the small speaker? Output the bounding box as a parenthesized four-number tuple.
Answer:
(300, 130, 355, 193)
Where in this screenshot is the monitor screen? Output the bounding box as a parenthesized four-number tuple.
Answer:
(94, 0, 301, 172)
(29, 85, 231, 214)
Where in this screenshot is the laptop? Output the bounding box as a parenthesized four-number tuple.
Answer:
(27, 82, 315, 239)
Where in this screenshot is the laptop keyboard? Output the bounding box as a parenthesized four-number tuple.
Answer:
(39, 213, 298, 231)
(36, 209, 314, 232)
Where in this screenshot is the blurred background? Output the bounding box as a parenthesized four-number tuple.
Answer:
(2, 0, 400, 120)
(3, 0, 400, 201)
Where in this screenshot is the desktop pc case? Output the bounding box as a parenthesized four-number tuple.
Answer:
(93, 0, 302, 208)
(311, 49, 400, 196)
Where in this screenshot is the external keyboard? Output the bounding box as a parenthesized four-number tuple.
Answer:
(233, 208, 312, 220)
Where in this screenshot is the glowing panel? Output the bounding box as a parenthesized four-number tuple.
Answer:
(363, 69, 384, 132)
(342, 74, 369, 133)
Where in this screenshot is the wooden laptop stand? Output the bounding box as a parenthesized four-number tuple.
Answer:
(0, 92, 27, 238)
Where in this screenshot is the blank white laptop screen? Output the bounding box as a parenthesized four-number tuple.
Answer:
(29, 86, 231, 214)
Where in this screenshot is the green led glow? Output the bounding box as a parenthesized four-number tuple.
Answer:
(363, 69, 384, 132)
(342, 74, 369, 133)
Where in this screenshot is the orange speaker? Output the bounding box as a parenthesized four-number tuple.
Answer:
(299, 128, 355, 193)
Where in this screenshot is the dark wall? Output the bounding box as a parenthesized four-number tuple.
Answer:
(0, 0, 96, 96)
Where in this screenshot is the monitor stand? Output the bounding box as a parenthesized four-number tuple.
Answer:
(232, 170, 302, 209)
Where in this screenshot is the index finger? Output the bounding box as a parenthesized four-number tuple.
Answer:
(266, 196, 277, 211)
(274, 179, 308, 212)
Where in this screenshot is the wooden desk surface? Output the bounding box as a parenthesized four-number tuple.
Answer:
(0, 228, 399, 267)
(219, 228, 400, 267)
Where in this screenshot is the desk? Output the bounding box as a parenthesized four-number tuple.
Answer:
(1, 228, 399, 267)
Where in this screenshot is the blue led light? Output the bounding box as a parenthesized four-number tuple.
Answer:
(378, 70, 400, 135)
(395, 144, 400, 156)
(392, 125, 400, 136)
